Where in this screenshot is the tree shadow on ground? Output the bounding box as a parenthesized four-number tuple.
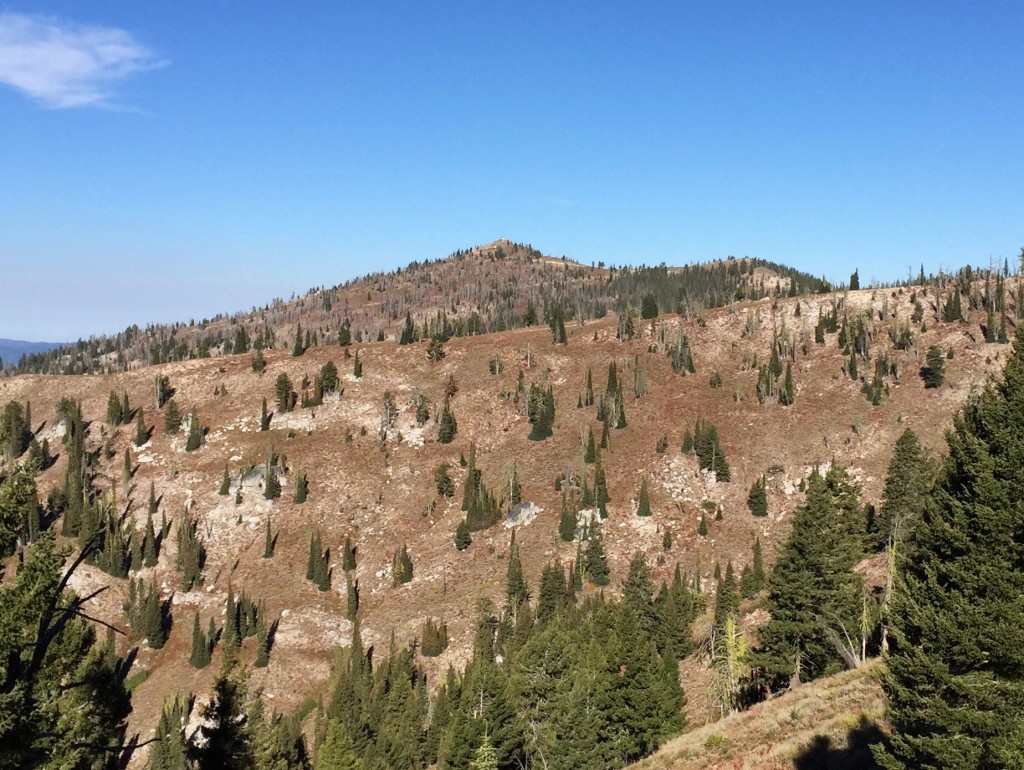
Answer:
(793, 715, 885, 770)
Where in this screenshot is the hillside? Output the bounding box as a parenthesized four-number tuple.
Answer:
(0, 257, 1018, 767)
(9, 239, 827, 375)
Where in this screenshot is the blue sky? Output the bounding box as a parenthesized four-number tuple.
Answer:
(0, 2, 1021, 341)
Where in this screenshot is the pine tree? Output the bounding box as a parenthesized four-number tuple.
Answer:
(921, 345, 945, 388)
(263, 518, 275, 558)
(346, 575, 359, 620)
(454, 520, 472, 550)
(219, 463, 231, 495)
(713, 562, 740, 632)
(636, 474, 653, 517)
(164, 399, 182, 434)
(134, 406, 148, 446)
(558, 496, 577, 542)
(353, 351, 363, 378)
(876, 328, 1024, 768)
(190, 612, 211, 668)
(584, 519, 610, 586)
(342, 535, 356, 571)
(780, 362, 795, 406)
(873, 429, 931, 551)
(438, 397, 458, 444)
(293, 468, 308, 503)
(185, 410, 203, 451)
(259, 397, 271, 431)
(142, 511, 158, 567)
(750, 469, 864, 694)
(747, 474, 768, 517)
(505, 532, 528, 609)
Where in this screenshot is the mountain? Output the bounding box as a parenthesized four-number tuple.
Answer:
(0, 337, 63, 367)
(0, 247, 1018, 768)
(8, 239, 829, 375)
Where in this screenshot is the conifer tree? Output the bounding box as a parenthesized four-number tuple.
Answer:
(558, 496, 577, 542)
(353, 350, 363, 378)
(263, 518, 275, 558)
(134, 406, 148, 446)
(713, 562, 740, 632)
(740, 537, 767, 598)
(293, 468, 308, 503)
(584, 520, 610, 586)
(873, 428, 931, 551)
(437, 397, 458, 444)
(259, 397, 271, 431)
(190, 612, 211, 668)
(219, 463, 231, 496)
(143, 510, 159, 567)
(185, 410, 203, 452)
(636, 474, 652, 517)
(876, 328, 1024, 768)
(341, 535, 356, 571)
(148, 480, 159, 514)
(505, 532, 528, 610)
(454, 520, 472, 550)
(275, 373, 295, 412)
(164, 399, 182, 434)
(747, 474, 768, 517)
(346, 575, 359, 620)
(750, 469, 864, 694)
(921, 345, 945, 388)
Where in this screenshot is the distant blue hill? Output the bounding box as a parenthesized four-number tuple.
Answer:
(0, 338, 64, 367)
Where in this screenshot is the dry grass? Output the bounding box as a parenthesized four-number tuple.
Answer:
(631, 662, 887, 770)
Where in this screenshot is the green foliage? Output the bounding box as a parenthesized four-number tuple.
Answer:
(740, 537, 767, 598)
(176, 514, 206, 590)
(636, 474, 652, 517)
(921, 345, 945, 388)
(583, 519, 610, 586)
(276, 372, 296, 412)
(747, 474, 768, 517)
(691, 419, 730, 481)
(392, 544, 413, 585)
(420, 618, 449, 657)
(163, 398, 182, 434)
(263, 518, 275, 558)
(0, 464, 40, 557)
(750, 467, 866, 694)
(264, 461, 282, 500)
(528, 385, 555, 441)
(454, 520, 472, 551)
(0, 533, 132, 770)
(219, 463, 231, 495)
(873, 429, 931, 551)
(640, 292, 659, 319)
(342, 535, 357, 571)
(293, 467, 308, 503)
(0, 400, 31, 461)
(190, 612, 212, 668)
(437, 397, 458, 444)
(877, 328, 1024, 769)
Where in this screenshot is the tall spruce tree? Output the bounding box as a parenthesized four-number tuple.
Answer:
(873, 428, 931, 551)
(749, 468, 864, 694)
(876, 328, 1024, 769)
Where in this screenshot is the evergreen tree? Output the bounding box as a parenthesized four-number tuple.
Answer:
(921, 345, 945, 388)
(263, 518, 275, 558)
(259, 397, 271, 431)
(558, 496, 577, 542)
(747, 474, 768, 517)
(876, 328, 1024, 769)
(454, 520, 472, 550)
(437, 397, 458, 444)
(190, 612, 212, 668)
(713, 562, 740, 633)
(780, 362, 795, 406)
(276, 373, 295, 412)
(750, 469, 864, 694)
(164, 399, 182, 434)
(134, 406, 149, 446)
(219, 463, 231, 496)
(873, 428, 931, 551)
(318, 720, 362, 770)
(636, 475, 652, 517)
(185, 410, 203, 451)
(505, 532, 528, 609)
(353, 351, 363, 378)
(584, 520, 610, 586)
(342, 535, 357, 571)
(194, 668, 254, 770)
(143, 511, 159, 567)
(294, 468, 308, 503)
(740, 537, 768, 598)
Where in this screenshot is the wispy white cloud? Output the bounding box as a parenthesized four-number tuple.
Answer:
(0, 12, 163, 109)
